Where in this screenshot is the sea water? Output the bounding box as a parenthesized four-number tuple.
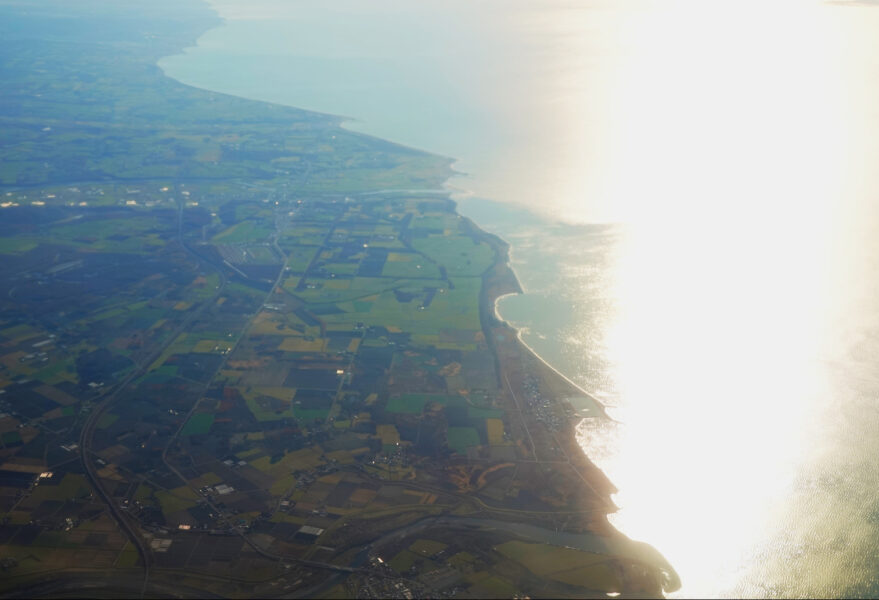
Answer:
(161, 1, 879, 596)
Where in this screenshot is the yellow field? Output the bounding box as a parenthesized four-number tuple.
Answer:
(409, 538, 447, 556)
(0, 324, 41, 343)
(376, 424, 401, 445)
(255, 387, 296, 401)
(0, 352, 27, 370)
(0, 416, 19, 434)
(550, 564, 621, 590)
(269, 512, 305, 525)
(116, 542, 140, 567)
(252, 321, 301, 336)
(324, 279, 350, 290)
(251, 447, 323, 477)
(325, 449, 356, 464)
(486, 418, 505, 444)
(155, 486, 199, 515)
(192, 339, 233, 353)
(96, 464, 125, 481)
(448, 551, 476, 567)
(134, 483, 154, 502)
(30, 474, 90, 502)
(402, 489, 436, 505)
(190, 472, 222, 487)
(468, 574, 517, 598)
(270, 474, 296, 496)
(318, 473, 343, 485)
(495, 540, 617, 591)
(98, 444, 129, 461)
(36, 384, 77, 406)
(349, 488, 378, 504)
(148, 333, 192, 370)
(250, 311, 305, 336)
(278, 337, 326, 352)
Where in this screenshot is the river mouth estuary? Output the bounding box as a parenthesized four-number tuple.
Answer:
(161, 1, 879, 597)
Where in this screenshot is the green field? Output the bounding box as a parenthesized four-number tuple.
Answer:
(412, 235, 495, 277)
(389, 549, 420, 573)
(381, 252, 442, 279)
(317, 277, 481, 343)
(282, 245, 320, 273)
(155, 487, 199, 515)
(446, 427, 481, 453)
(495, 540, 621, 591)
(409, 538, 447, 556)
(0, 2, 621, 596)
(96, 413, 119, 429)
(30, 474, 91, 503)
(213, 220, 273, 243)
(181, 412, 214, 436)
(245, 395, 296, 422)
(385, 394, 459, 414)
(0, 238, 38, 254)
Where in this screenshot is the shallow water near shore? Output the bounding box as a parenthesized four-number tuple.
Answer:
(162, 1, 879, 596)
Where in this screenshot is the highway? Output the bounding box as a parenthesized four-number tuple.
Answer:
(77, 198, 229, 596)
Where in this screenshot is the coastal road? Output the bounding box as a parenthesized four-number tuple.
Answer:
(503, 370, 540, 460)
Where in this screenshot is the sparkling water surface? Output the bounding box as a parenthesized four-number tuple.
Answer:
(161, 2, 879, 596)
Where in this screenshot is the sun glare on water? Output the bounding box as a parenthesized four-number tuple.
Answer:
(571, 1, 879, 597)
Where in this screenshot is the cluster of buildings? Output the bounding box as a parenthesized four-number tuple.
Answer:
(521, 372, 566, 432)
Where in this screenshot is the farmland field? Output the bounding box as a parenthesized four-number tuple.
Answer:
(0, 1, 667, 597)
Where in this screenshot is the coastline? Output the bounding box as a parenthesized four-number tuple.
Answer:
(473, 223, 679, 592)
(161, 24, 608, 420)
(476, 226, 616, 498)
(493, 291, 612, 420)
(158, 1, 679, 594)
(468, 212, 611, 420)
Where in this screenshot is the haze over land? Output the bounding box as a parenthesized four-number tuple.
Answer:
(0, 1, 673, 597)
(2, 0, 879, 597)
